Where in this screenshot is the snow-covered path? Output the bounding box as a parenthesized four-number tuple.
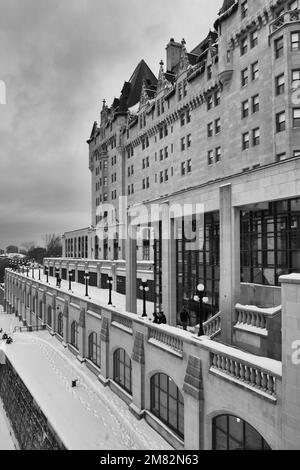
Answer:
(0, 314, 171, 450)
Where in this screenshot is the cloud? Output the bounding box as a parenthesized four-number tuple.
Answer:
(0, 0, 222, 248)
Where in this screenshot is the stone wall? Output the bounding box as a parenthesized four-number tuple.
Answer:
(0, 357, 65, 450)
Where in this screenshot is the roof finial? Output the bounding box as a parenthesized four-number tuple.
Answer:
(181, 38, 186, 47)
(102, 99, 106, 109)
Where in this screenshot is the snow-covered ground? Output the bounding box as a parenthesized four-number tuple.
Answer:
(0, 312, 171, 451)
(23, 270, 155, 318)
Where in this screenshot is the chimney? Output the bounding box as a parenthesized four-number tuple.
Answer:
(166, 38, 182, 73)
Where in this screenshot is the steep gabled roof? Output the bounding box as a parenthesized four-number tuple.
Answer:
(127, 60, 157, 108)
(190, 30, 218, 57)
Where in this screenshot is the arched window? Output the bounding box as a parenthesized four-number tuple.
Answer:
(47, 306, 52, 327)
(150, 373, 184, 439)
(57, 313, 63, 337)
(88, 332, 101, 368)
(39, 301, 43, 319)
(212, 415, 271, 450)
(71, 321, 79, 349)
(113, 348, 132, 394)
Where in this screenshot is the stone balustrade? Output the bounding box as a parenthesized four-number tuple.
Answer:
(235, 303, 281, 330)
(270, 9, 300, 34)
(148, 326, 184, 355)
(210, 351, 278, 400)
(203, 312, 221, 339)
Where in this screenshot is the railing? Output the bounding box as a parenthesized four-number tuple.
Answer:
(210, 352, 277, 398)
(270, 9, 300, 34)
(235, 304, 281, 331)
(148, 328, 183, 354)
(203, 312, 221, 339)
(112, 313, 132, 331)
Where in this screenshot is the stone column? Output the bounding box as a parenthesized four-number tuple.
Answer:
(126, 220, 137, 314)
(74, 262, 79, 283)
(77, 307, 86, 363)
(130, 330, 145, 419)
(183, 356, 204, 450)
(280, 274, 300, 450)
(97, 262, 102, 288)
(62, 302, 69, 347)
(161, 203, 177, 326)
(219, 184, 240, 345)
(99, 315, 110, 385)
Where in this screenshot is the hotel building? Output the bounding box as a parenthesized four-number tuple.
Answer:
(4, 0, 300, 450)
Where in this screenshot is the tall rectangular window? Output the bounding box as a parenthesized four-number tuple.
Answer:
(250, 30, 258, 48)
(241, 68, 248, 87)
(276, 73, 285, 95)
(276, 111, 286, 132)
(275, 36, 284, 58)
(181, 137, 185, 151)
(251, 61, 259, 81)
(252, 128, 260, 146)
(207, 95, 213, 110)
(207, 122, 213, 137)
(252, 94, 260, 113)
(242, 132, 250, 150)
(292, 69, 300, 89)
(293, 108, 300, 127)
(187, 134, 192, 148)
(241, 37, 248, 56)
(181, 162, 186, 176)
(291, 32, 300, 51)
(242, 100, 249, 118)
(207, 150, 213, 166)
(215, 147, 221, 162)
(214, 90, 221, 106)
(215, 118, 221, 134)
(207, 64, 212, 80)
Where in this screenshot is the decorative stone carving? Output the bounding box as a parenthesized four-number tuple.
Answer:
(183, 355, 204, 401)
(132, 332, 145, 364)
(100, 317, 109, 343)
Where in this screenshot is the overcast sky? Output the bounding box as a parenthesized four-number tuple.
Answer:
(0, 0, 222, 250)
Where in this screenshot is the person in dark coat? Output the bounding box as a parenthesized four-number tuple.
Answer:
(180, 306, 190, 330)
(159, 311, 167, 324)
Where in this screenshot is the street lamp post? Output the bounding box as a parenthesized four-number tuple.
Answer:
(194, 284, 209, 337)
(107, 276, 113, 305)
(55, 268, 59, 287)
(38, 265, 41, 281)
(68, 270, 74, 292)
(32, 262, 35, 279)
(139, 278, 150, 318)
(45, 267, 49, 284)
(26, 263, 29, 277)
(84, 271, 90, 297)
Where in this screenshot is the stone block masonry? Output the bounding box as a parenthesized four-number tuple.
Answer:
(0, 358, 65, 450)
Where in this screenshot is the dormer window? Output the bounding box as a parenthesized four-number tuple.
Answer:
(241, 0, 248, 19)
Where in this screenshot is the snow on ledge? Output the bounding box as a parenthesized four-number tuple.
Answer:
(234, 322, 268, 337)
(235, 303, 281, 317)
(280, 273, 300, 284)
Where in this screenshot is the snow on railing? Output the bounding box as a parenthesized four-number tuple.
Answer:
(203, 312, 221, 339)
(148, 327, 183, 354)
(210, 351, 277, 399)
(235, 304, 281, 331)
(270, 9, 300, 34)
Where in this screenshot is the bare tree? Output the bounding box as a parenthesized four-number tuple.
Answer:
(43, 234, 62, 258)
(22, 241, 36, 253)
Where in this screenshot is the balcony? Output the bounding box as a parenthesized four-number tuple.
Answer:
(269, 9, 300, 35)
